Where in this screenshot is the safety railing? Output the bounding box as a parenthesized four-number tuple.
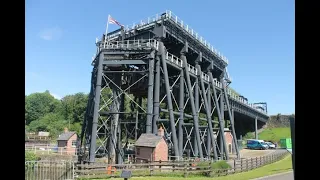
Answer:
(124, 12, 164, 31)
(25, 145, 79, 156)
(165, 52, 267, 115)
(107, 10, 229, 64)
(101, 39, 159, 50)
(165, 10, 228, 64)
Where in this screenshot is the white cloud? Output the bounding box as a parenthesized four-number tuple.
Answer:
(51, 93, 62, 100)
(39, 27, 63, 41)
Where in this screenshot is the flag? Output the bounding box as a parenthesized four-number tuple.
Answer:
(108, 15, 123, 27)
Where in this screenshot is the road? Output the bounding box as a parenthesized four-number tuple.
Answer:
(253, 171, 293, 180)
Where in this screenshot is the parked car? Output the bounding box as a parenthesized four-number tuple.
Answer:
(246, 139, 269, 150)
(265, 142, 276, 149)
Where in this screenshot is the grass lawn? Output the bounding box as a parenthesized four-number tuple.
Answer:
(89, 155, 292, 180)
(258, 127, 291, 143)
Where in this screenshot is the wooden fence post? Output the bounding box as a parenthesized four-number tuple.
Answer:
(233, 159, 236, 173)
(240, 159, 243, 172)
(255, 157, 258, 168)
(208, 161, 212, 176)
(246, 158, 248, 171)
(184, 161, 187, 178)
(150, 161, 153, 176)
(172, 159, 175, 172)
(81, 161, 83, 176)
(260, 156, 262, 166)
(111, 165, 115, 178)
(272, 154, 274, 162)
(159, 160, 162, 172)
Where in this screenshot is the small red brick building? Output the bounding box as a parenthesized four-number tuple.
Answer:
(57, 128, 77, 155)
(224, 128, 234, 154)
(134, 127, 168, 163)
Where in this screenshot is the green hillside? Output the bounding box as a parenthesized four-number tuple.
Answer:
(258, 127, 291, 143)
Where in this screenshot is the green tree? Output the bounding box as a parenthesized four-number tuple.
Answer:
(25, 90, 62, 124)
(61, 93, 88, 123)
(28, 112, 67, 138)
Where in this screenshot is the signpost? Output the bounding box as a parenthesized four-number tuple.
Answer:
(121, 170, 132, 180)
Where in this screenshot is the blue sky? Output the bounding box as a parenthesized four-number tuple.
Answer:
(25, 0, 295, 115)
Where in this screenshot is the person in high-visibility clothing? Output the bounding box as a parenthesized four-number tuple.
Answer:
(106, 166, 116, 175)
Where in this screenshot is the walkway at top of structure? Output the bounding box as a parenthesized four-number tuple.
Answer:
(96, 39, 268, 121)
(107, 10, 228, 69)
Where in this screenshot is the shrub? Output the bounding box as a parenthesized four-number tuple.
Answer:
(25, 151, 39, 161)
(211, 160, 231, 169)
(196, 160, 231, 176)
(210, 160, 231, 176)
(243, 132, 255, 140)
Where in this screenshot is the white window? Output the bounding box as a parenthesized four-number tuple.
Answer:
(72, 140, 77, 147)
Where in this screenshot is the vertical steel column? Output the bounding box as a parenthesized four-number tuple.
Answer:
(79, 76, 94, 161)
(181, 55, 203, 159)
(152, 56, 161, 134)
(117, 123, 123, 164)
(219, 76, 225, 157)
(194, 61, 199, 157)
(117, 93, 125, 164)
(89, 53, 104, 163)
(159, 41, 180, 158)
(207, 82, 212, 158)
(255, 117, 258, 139)
(109, 75, 121, 164)
(208, 72, 229, 160)
(222, 79, 240, 159)
(196, 65, 218, 160)
(179, 69, 184, 157)
(231, 109, 239, 158)
(138, 97, 142, 133)
(135, 110, 138, 141)
(146, 52, 155, 133)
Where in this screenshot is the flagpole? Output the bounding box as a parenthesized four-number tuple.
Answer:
(104, 14, 110, 48)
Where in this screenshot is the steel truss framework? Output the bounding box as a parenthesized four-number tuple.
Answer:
(78, 16, 268, 164)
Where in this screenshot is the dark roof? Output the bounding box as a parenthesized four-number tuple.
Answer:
(57, 132, 76, 141)
(135, 133, 163, 147)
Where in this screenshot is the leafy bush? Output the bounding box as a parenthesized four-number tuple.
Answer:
(211, 160, 231, 169)
(25, 151, 39, 161)
(210, 160, 231, 176)
(196, 160, 231, 176)
(196, 161, 210, 170)
(243, 132, 255, 140)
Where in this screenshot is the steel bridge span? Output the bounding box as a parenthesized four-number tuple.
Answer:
(78, 10, 269, 164)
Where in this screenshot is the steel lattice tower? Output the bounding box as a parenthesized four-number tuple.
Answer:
(78, 11, 269, 164)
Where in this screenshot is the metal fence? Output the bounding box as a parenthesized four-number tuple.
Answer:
(25, 160, 75, 180)
(25, 144, 78, 155)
